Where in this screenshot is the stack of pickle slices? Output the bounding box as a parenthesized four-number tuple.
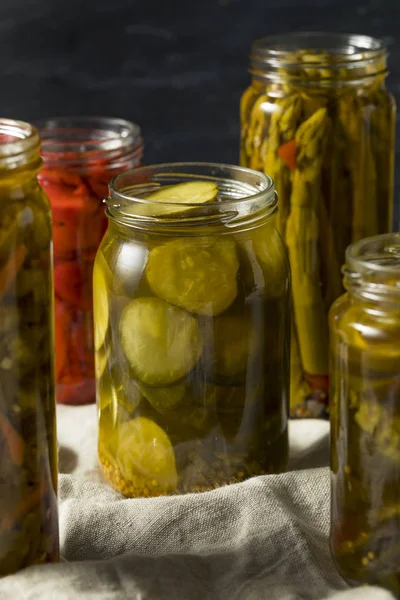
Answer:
(94, 181, 289, 497)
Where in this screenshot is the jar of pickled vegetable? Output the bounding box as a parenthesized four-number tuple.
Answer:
(37, 117, 143, 405)
(240, 33, 396, 418)
(0, 119, 59, 575)
(93, 162, 290, 497)
(330, 232, 400, 594)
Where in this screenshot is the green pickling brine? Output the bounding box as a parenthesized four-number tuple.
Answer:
(0, 120, 59, 575)
(240, 33, 396, 418)
(94, 164, 291, 498)
(329, 233, 400, 595)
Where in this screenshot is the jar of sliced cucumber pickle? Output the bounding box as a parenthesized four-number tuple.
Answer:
(330, 233, 400, 594)
(240, 33, 396, 418)
(93, 163, 291, 497)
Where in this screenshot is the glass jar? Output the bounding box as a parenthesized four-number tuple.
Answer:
(37, 117, 143, 405)
(93, 162, 290, 497)
(330, 232, 400, 594)
(0, 119, 59, 575)
(240, 33, 396, 418)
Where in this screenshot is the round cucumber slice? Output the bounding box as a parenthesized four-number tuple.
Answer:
(95, 345, 110, 379)
(146, 238, 239, 316)
(93, 255, 109, 351)
(212, 315, 258, 381)
(115, 417, 178, 490)
(119, 297, 202, 385)
(138, 380, 187, 412)
(98, 379, 143, 429)
(127, 181, 218, 218)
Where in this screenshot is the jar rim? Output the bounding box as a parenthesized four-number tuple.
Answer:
(344, 233, 400, 298)
(249, 32, 388, 84)
(36, 116, 143, 168)
(107, 162, 276, 230)
(0, 118, 41, 170)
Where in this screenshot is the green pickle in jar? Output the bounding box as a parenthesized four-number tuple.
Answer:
(0, 120, 59, 575)
(241, 33, 396, 418)
(330, 233, 400, 595)
(94, 164, 290, 497)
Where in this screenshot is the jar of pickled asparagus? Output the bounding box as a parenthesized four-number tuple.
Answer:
(330, 233, 400, 594)
(93, 162, 290, 497)
(240, 33, 396, 418)
(0, 119, 59, 575)
(37, 117, 143, 405)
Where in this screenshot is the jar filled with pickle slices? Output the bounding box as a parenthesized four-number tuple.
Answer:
(240, 33, 396, 418)
(0, 119, 59, 574)
(93, 163, 290, 497)
(330, 233, 400, 594)
(37, 117, 143, 405)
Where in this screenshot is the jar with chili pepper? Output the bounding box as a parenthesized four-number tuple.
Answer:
(37, 117, 143, 405)
(0, 118, 59, 574)
(240, 33, 396, 418)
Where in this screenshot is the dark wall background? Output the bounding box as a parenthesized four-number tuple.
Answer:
(0, 0, 399, 223)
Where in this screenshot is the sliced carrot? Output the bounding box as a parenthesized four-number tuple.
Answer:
(0, 411, 25, 466)
(278, 139, 297, 170)
(0, 245, 27, 300)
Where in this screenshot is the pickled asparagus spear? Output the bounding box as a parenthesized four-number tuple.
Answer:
(286, 108, 330, 376)
(264, 95, 302, 237)
(290, 319, 311, 410)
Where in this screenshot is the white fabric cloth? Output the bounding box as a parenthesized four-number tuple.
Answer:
(0, 405, 395, 600)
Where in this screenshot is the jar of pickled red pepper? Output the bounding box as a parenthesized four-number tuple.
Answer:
(240, 33, 396, 418)
(330, 232, 400, 594)
(37, 117, 143, 405)
(0, 119, 59, 575)
(93, 163, 290, 497)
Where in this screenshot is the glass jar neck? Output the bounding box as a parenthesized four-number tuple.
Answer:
(37, 117, 143, 173)
(106, 162, 277, 236)
(343, 233, 400, 307)
(0, 119, 42, 174)
(249, 32, 388, 88)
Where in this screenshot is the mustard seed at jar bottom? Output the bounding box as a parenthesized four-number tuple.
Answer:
(93, 163, 291, 497)
(330, 233, 400, 595)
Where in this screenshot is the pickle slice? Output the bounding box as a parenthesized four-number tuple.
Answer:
(131, 182, 218, 217)
(95, 345, 110, 379)
(93, 256, 109, 351)
(211, 315, 258, 381)
(98, 379, 142, 422)
(119, 297, 202, 385)
(138, 380, 187, 411)
(146, 238, 239, 316)
(115, 417, 178, 490)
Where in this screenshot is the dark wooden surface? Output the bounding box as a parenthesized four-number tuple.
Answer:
(0, 0, 398, 224)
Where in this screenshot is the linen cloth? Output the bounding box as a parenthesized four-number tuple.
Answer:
(0, 405, 395, 600)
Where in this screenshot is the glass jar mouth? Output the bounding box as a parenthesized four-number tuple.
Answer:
(36, 116, 143, 169)
(249, 32, 388, 85)
(107, 162, 276, 230)
(344, 233, 400, 299)
(0, 118, 41, 170)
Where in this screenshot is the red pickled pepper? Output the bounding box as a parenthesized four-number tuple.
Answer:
(37, 118, 143, 405)
(39, 165, 109, 405)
